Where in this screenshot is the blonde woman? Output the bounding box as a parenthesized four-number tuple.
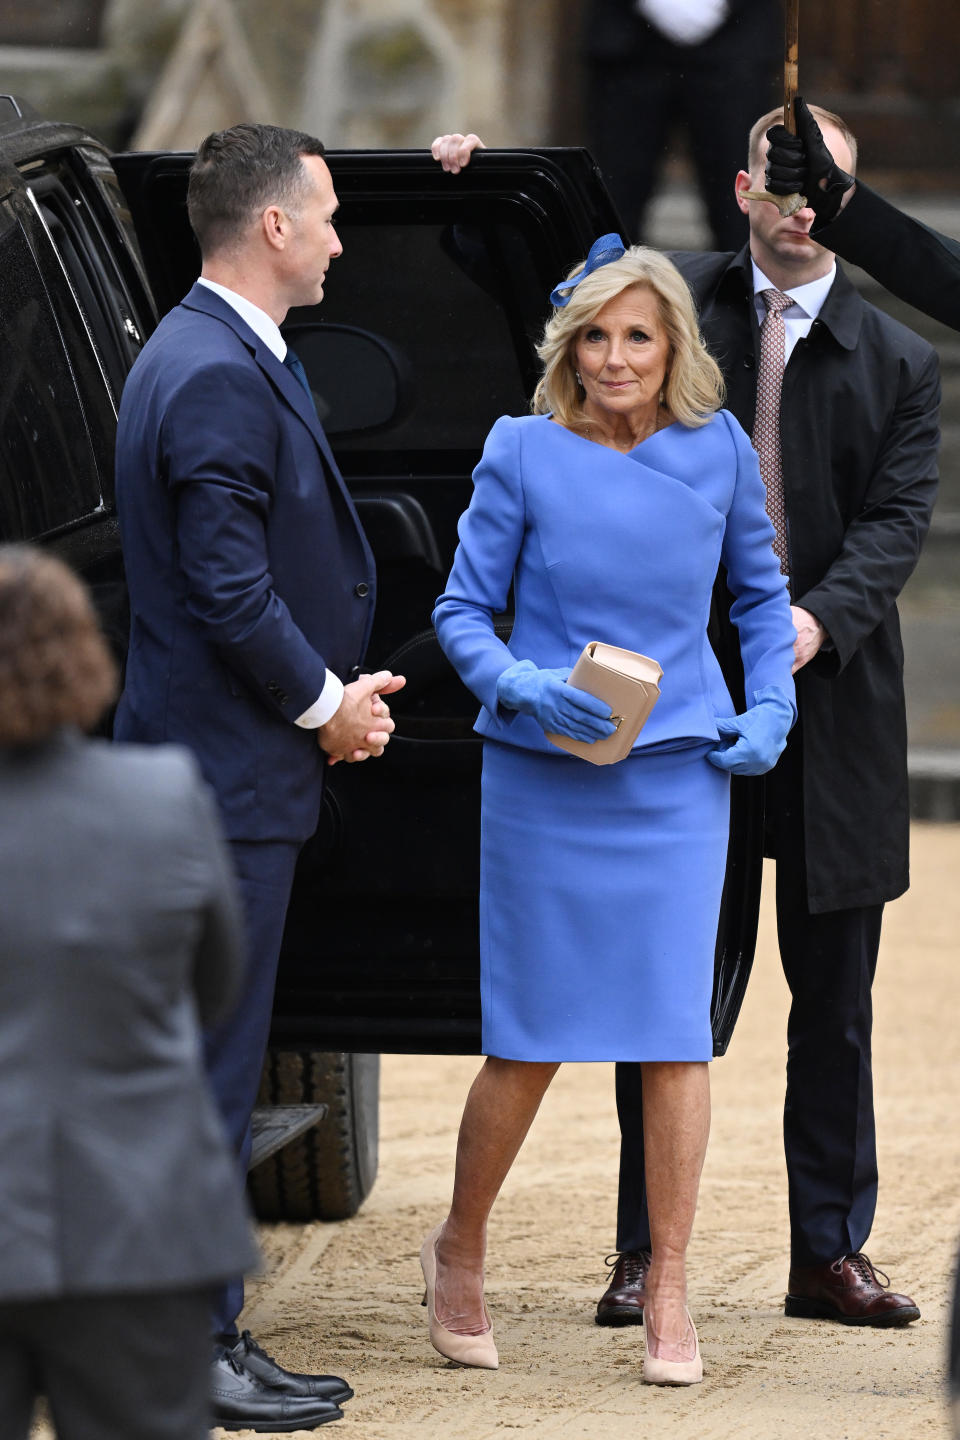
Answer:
(428, 239, 796, 1383)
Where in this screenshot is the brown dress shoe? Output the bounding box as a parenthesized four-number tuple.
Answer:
(595, 1250, 651, 1326)
(785, 1252, 920, 1326)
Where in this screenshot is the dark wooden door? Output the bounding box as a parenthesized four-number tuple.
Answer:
(802, 0, 960, 185)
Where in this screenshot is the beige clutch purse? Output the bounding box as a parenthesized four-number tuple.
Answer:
(545, 641, 663, 766)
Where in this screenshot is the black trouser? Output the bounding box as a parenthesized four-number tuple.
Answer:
(615, 739, 883, 1264)
(583, 16, 778, 252)
(0, 1287, 212, 1440)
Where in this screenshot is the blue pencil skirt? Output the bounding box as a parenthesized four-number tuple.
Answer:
(479, 740, 731, 1062)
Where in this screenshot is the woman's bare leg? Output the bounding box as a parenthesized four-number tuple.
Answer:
(433, 1056, 560, 1334)
(641, 1060, 711, 1352)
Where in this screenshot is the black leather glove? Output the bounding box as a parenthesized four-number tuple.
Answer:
(765, 96, 855, 224)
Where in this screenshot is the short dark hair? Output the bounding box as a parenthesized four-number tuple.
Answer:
(0, 545, 117, 746)
(187, 122, 326, 256)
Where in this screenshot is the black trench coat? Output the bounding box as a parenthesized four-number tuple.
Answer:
(815, 181, 960, 334)
(673, 247, 940, 913)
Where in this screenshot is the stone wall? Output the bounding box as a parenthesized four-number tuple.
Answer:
(302, 0, 566, 149)
(0, 0, 569, 151)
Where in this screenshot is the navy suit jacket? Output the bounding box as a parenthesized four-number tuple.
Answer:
(114, 283, 376, 842)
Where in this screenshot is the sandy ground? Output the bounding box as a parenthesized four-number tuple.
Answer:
(32, 824, 960, 1440)
(206, 822, 960, 1440)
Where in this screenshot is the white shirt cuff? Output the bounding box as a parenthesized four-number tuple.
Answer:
(295, 670, 345, 729)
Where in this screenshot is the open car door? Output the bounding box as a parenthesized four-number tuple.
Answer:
(112, 145, 761, 1058)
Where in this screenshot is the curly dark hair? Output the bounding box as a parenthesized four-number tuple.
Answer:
(0, 546, 118, 746)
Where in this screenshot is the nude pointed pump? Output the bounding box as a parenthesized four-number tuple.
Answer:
(419, 1225, 499, 1369)
(642, 1305, 703, 1386)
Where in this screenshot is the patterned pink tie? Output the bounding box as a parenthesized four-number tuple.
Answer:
(752, 287, 794, 576)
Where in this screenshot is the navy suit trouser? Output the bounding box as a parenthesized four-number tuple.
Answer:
(614, 747, 883, 1265)
(204, 838, 302, 1340)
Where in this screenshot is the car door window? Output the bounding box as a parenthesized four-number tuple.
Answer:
(73, 143, 157, 335)
(286, 204, 549, 473)
(0, 203, 102, 539)
(24, 156, 150, 404)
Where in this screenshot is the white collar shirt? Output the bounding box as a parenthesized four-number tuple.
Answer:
(197, 277, 287, 361)
(750, 259, 836, 365)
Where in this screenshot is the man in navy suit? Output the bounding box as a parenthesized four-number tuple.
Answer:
(114, 123, 403, 1431)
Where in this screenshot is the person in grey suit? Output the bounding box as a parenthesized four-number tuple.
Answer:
(0, 545, 264, 1440)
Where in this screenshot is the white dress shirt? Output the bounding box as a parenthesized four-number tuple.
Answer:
(750, 260, 837, 366)
(749, 261, 837, 647)
(196, 277, 343, 727)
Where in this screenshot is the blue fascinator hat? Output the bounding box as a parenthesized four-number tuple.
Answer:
(549, 233, 627, 308)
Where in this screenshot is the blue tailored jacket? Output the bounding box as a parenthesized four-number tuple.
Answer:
(114, 283, 376, 842)
(433, 411, 796, 753)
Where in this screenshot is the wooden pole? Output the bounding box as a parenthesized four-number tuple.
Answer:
(741, 0, 807, 214)
(784, 0, 800, 133)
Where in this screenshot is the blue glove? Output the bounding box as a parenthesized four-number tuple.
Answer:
(497, 659, 617, 743)
(707, 685, 795, 776)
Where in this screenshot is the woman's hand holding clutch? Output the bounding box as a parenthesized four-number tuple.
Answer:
(497, 659, 618, 743)
(707, 685, 796, 776)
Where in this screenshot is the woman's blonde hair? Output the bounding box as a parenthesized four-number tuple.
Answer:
(532, 245, 724, 431)
(0, 545, 117, 746)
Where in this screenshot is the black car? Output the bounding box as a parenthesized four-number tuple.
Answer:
(0, 94, 761, 1223)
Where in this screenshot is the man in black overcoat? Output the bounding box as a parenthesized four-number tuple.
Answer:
(764, 93, 960, 1398)
(599, 105, 940, 1327)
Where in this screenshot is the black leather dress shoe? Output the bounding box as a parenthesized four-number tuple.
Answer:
(785, 1252, 921, 1326)
(225, 1330, 354, 1404)
(595, 1250, 652, 1326)
(210, 1347, 344, 1431)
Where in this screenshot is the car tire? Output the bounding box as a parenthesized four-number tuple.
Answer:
(248, 1050, 380, 1222)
